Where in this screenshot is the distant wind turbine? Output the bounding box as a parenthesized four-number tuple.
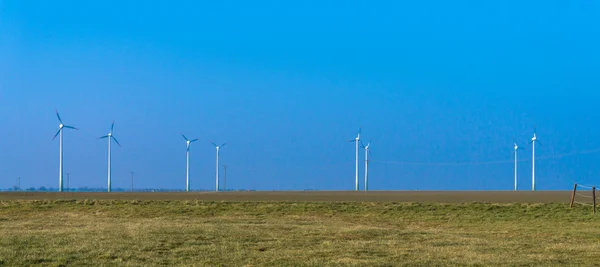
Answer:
(181, 133, 199, 192)
(530, 127, 542, 191)
(98, 121, 121, 192)
(513, 141, 524, 191)
(348, 128, 361, 191)
(212, 142, 226, 192)
(52, 110, 78, 192)
(361, 140, 372, 192)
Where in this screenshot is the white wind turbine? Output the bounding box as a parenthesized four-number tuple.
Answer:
(361, 140, 372, 192)
(348, 128, 361, 191)
(212, 142, 227, 192)
(181, 133, 199, 192)
(52, 110, 78, 192)
(530, 127, 541, 191)
(98, 121, 121, 192)
(513, 141, 524, 191)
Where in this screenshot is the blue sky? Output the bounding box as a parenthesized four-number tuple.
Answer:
(1, 0, 599, 190)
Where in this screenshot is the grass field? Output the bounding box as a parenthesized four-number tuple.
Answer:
(0, 191, 575, 202)
(1, 192, 599, 266)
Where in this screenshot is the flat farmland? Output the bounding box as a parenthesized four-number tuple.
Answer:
(2, 191, 599, 266)
(0, 190, 574, 203)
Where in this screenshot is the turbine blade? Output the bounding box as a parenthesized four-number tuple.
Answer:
(181, 133, 189, 141)
(360, 140, 365, 148)
(52, 129, 61, 140)
(111, 120, 115, 132)
(63, 125, 78, 130)
(98, 135, 109, 139)
(55, 109, 63, 124)
(190, 138, 199, 142)
(348, 139, 355, 142)
(211, 142, 218, 147)
(111, 136, 121, 147)
(537, 140, 542, 147)
(221, 143, 227, 148)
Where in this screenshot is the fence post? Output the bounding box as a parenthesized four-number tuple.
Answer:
(593, 187, 597, 214)
(570, 184, 577, 208)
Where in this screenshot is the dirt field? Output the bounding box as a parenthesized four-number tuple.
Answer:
(0, 190, 573, 203)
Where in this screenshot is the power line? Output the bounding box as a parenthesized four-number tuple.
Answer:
(370, 147, 600, 166)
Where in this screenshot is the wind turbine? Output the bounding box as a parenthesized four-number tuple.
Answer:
(529, 128, 541, 191)
(513, 141, 524, 191)
(361, 140, 372, 192)
(348, 128, 361, 191)
(52, 110, 78, 192)
(212, 142, 226, 192)
(98, 121, 121, 192)
(181, 133, 199, 192)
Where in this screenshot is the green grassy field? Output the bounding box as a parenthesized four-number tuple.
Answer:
(1, 200, 599, 266)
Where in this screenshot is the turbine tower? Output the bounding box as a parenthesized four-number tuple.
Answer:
(98, 121, 121, 192)
(513, 142, 523, 191)
(361, 140, 372, 192)
(212, 142, 227, 192)
(52, 110, 77, 192)
(529, 128, 541, 191)
(181, 133, 199, 192)
(348, 128, 361, 191)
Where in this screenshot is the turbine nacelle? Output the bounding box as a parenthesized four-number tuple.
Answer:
(181, 133, 198, 144)
(360, 140, 372, 156)
(531, 126, 539, 142)
(53, 110, 77, 140)
(98, 121, 121, 147)
(349, 128, 361, 142)
(529, 133, 541, 146)
(212, 142, 227, 150)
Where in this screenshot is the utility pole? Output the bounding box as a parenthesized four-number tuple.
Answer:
(223, 165, 227, 191)
(67, 173, 70, 192)
(130, 172, 134, 192)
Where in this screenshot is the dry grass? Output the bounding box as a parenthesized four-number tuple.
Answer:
(1, 200, 600, 266)
(0, 191, 574, 203)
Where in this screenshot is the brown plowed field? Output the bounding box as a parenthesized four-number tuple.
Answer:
(0, 191, 573, 203)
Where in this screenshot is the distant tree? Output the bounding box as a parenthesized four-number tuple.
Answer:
(38, 186, 47, 192)
(26, 187, 36, 191)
